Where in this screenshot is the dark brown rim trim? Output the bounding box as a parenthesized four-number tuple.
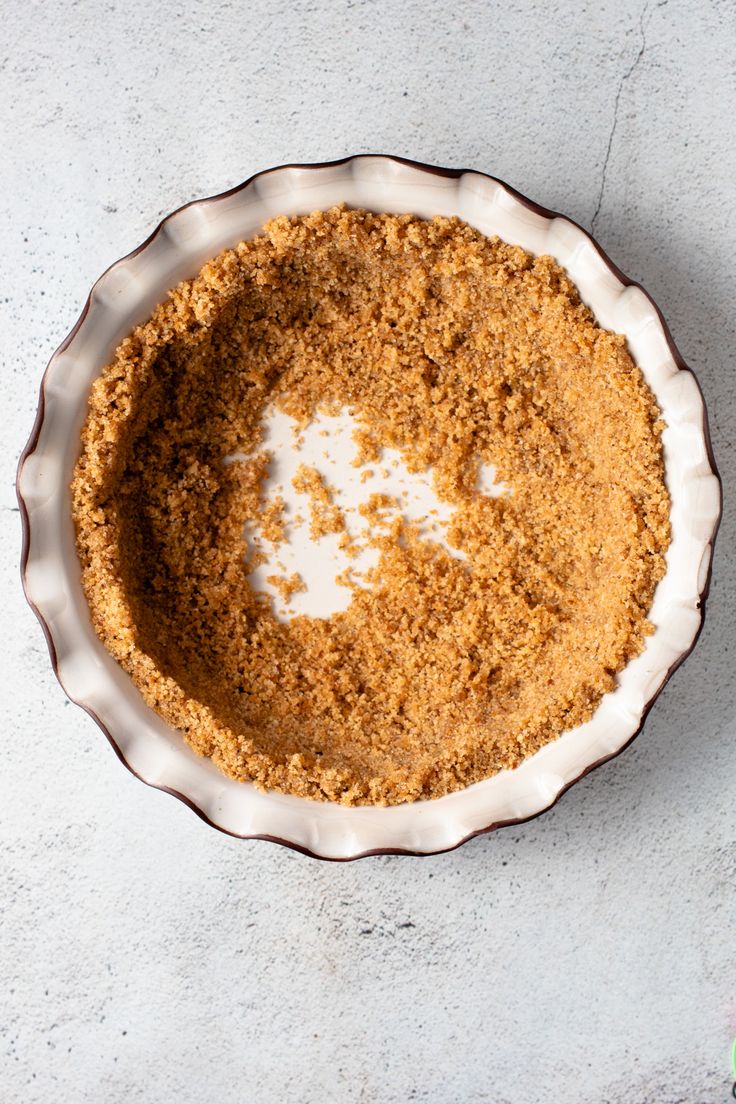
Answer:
(17, 154, 723, 861)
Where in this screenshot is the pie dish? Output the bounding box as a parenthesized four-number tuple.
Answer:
(17, 156, 721, 859)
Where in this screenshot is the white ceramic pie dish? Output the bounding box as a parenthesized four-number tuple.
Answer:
(17, 155, 721, 860)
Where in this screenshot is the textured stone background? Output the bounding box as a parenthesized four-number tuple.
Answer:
(2, 1, 735, 1101)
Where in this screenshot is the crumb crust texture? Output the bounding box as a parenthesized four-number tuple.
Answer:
(71, 207, 670, 805)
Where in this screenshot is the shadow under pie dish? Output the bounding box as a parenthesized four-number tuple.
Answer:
(18, 156, 721, 859)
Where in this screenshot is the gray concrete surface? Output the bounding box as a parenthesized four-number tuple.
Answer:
(2, 1, 734, 1101)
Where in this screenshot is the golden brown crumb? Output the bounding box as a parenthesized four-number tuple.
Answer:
(266, 572, 306, 602)
(352, 428, 381, 466)
(334, 567, 357, 589)
(71, 206, 670, 806)
(292, 463, 346, 539)
(259, 495, 286, 545)
(337, 531, 362, 559)
(358, 492, 400, 526)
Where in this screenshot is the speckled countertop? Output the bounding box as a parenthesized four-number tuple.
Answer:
(2, 1, 734, 1101)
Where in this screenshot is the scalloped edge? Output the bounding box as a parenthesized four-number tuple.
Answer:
(16, 155, 722, 860)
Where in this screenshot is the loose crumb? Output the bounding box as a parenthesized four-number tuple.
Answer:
(292, 463, 346, 539)
(358, 492, 400, 526)
(266, 572, 306, 602)
(352, 428, 381, 466)
(337, 531, 362, 559)
(259, 495, 286, 545)
(71, 207, 670, 806)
